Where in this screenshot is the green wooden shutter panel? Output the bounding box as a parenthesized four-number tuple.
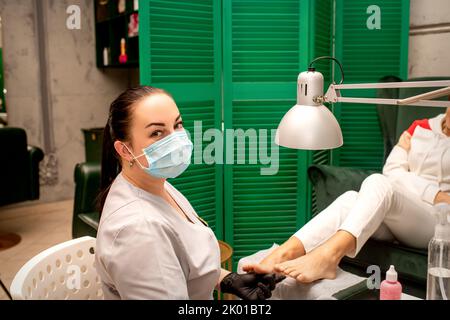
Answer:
(148, 0, 215, 83)
(311, 150, 330, 217)
(231, 0, 301, 82)
(228, 101, 301, 263)
(139, 0, 223, 236)
(310, 0, 333, 217)
(169, 101, 219, 231)
(333, 0, 409, 171)
(339, 0, 407, 82)
(312, 0, 333, 82)
(224, 0, 307, 268)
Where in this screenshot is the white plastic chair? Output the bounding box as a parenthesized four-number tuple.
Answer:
(10, 236, 104, 300)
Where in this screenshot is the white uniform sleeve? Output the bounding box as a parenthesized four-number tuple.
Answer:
(106, 217, 189, 300)
(383, 145, 440, 205)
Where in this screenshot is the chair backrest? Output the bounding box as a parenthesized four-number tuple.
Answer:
(73, 162, 101, 215)
(10, 236, 104, 300)
(72, 162, 101, 238)
(376, 76, 449, 161)
(0, 127, 30, 206)
(395, 76, 449, 139)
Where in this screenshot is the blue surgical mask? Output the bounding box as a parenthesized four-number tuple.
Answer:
(124, 130, 193, 179)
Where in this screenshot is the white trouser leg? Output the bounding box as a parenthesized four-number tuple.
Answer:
(338, 174, 396, 257)
(294, 186, 395, 254)
(293, 190, 359, 253)
(294, 173, 435, 258)
(378, 182, 436, 249)
(340, 174, 435, 257)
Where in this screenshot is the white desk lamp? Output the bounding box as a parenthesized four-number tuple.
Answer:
(275, 56, 450, 150)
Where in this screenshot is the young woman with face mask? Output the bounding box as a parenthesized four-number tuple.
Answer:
(94, 86, 284, 300)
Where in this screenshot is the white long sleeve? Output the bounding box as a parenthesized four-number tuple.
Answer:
(383, 145, 440, 205)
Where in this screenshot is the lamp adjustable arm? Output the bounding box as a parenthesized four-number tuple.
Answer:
(275, 67, 449, 151)
(323, 80, 450, 108)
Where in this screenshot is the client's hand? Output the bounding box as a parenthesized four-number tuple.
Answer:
(220, 272, 285, 300)
(434, 191, 450, 205)
(397, 131, 412, 152)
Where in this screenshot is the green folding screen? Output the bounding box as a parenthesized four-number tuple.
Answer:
(139, 0, 224, 237)
(139, 0, 409, 269)
(222, 0, 335, 268)
(332, 0, 410, 170)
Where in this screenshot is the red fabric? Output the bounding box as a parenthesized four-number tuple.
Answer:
(406, 119, 431, 136)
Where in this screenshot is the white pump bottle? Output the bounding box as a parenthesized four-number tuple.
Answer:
(426, 203, 450, 300)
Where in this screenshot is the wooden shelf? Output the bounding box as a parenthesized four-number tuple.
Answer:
(96, 10, 139, 24)
(94, 0, 139, 69)
(98, 61, 139, 69)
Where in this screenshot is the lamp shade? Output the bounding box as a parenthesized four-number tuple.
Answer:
(275, 69, 343, 150)
(275, 104, 343, 150)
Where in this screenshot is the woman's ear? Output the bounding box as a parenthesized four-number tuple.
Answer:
(114, 141, 133, 163)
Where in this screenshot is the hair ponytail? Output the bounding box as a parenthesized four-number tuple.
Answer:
(97, 121, 120, 214)
(96, 86, 171, 216)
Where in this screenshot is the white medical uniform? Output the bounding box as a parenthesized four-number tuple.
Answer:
(95, 173, 221, 300)
(294, 113, 450, 257)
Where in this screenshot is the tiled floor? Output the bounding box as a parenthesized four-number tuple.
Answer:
(0, 200, 73, 300)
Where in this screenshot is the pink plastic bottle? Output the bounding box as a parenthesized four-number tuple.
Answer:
(380, 265, 402, 300)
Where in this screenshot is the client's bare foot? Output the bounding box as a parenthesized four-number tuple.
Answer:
(274, 245, 339, 283)
(243, 237, 306, 274)
(243, 256, 278, 274)
(273, 231, 356, 283)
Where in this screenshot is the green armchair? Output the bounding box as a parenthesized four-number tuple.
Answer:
(72, 162, 100, 238)
(307, 76, 449, 296)
(0, 127, 44, 206)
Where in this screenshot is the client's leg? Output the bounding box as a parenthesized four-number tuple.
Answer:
(243, 190, 359, 273)
(242, 236, 305, 274)
(275, 174, 395, 283)
(275, 230, 355, 282)
(379, 185, 435, 249)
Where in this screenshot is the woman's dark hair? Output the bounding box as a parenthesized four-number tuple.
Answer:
(97, 86, 171, 215)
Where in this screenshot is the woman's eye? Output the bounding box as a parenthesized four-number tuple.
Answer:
(175, 122, 184, 129)
(151, 130, 163, 137)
